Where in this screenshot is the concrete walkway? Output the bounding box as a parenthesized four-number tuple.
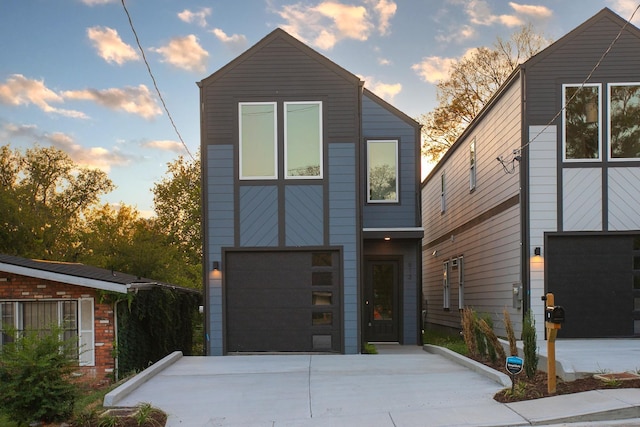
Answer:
(105, 340, 640, 426)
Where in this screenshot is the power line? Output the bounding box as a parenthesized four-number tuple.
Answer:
(501, 3, 640, 164)
(120, 0, 195, 162)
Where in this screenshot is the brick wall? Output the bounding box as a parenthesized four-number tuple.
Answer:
(0, 273, 116, 384)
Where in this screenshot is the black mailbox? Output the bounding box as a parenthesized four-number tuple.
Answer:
(545, 306, 565, 324)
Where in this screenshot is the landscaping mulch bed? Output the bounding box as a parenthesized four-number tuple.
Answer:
(475, 358, 640, 403)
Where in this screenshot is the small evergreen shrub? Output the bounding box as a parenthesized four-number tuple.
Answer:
(522, 309, 539, 379)
(0, 326, 78, 424)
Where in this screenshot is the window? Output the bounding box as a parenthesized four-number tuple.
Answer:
(457, 256, 464, 309)
(367, 140, 398, 203)
(609, 83, 640, 160)
(469, 138, 476, 191)
(0, 299, 94, 366)
(563, 84, 601, 161)
(442, 261, 450, 309)
(239, 102, 277, 179)
(285, 102, 323, 178)
(440, 172, 446, 213)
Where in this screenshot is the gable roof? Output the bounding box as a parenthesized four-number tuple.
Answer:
(523, 8, 640, 70)
(0, 253, 197, 295)
(363, 87, 421, 130)
(198, 27, 362, 88)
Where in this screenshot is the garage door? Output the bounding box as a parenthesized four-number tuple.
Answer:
(225, 250, 342, 352)
(546, 234, 636, 337)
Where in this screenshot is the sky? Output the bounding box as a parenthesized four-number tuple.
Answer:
(1, 0, 639, 217)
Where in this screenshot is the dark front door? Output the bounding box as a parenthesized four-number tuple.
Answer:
(364, 259, 400, 342)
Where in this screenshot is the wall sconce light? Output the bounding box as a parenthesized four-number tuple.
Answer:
(534, 247, 541, 256)
(432, 250, 438, 257)
(384, 236, 391, 241)
(212, 261, 220, 271)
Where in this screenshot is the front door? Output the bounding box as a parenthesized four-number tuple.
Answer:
(364, 259, 400, 342)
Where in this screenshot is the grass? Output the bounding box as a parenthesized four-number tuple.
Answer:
(423, 327, 468, 356)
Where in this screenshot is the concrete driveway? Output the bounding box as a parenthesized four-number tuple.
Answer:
(111, 348, 522, 426)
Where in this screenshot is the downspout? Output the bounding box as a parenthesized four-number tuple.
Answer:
(519, 66, 531, 319)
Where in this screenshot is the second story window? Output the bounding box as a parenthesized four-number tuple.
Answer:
(563, 84, 601, 161)
(285, 102, 323, 179)
(367, 140, 398, 203)
(609, 83, 640, 160)
(469, 138, 476, 192)
(440, 172, 446, 213)
(239, 102, 277, 179)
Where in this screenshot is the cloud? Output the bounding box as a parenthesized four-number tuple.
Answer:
(87, 26, 139, 65)
(152, 35, 209, 73)
(277, 0, 396, 50)
(80, 0, 116, 5)
(0, 122, 131, 172)
(178, 8, 212, 27)
(508, 2, 552, 18)
(211, 28, 248, 52)
(0, 74, 88, 118)
(411, 56, 457, 83)
(62, 85, 162, 119)
(609, 0, 640, 24)
(359, 75, 402, 102)
(436, 24, 475, 43)
(141, 139, 184, 153)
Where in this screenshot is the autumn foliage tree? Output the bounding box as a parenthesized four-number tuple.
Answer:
(419, 24, 552, 163)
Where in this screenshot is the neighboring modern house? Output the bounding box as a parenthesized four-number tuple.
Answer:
(0, 254, 199, 383)
(199, 28, 423, 355)
(421, 8, 640, 339)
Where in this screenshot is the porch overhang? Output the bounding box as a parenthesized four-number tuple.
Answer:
(362, 227, 424, 240)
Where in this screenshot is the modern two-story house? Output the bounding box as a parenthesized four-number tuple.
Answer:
(421, 8, 640, 339)
(199, 28, 423, 355)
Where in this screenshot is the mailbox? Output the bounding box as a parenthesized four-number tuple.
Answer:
(545, 305, 565, 324)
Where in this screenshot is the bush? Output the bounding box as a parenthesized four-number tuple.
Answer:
(503, 308, 518, 356)
(0, 326, 78, 424)
(522, 309, 539, 379)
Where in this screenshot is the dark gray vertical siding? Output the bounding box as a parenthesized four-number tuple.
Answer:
(285, 186, 323, 246)
(239, 186, 278, 246)
(361, 94, 418, 228)
(329, 143, 359, 353)
(207, 145, 234, 356)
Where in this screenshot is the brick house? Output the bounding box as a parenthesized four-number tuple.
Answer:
(0, 254, 198, 384)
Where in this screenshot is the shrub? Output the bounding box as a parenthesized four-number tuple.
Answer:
(477, 317, 506, 364)
(503, 307, 518, 356)
(522, 309, 539, 379)
(461, 308, 477, 357)
(0, 326, 78, 424)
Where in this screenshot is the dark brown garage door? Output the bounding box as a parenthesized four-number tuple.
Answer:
(225, 250, 341, 352)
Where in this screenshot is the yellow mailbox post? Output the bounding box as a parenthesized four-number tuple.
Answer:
(544, 292, 565, 394)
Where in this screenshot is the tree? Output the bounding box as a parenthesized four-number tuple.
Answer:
(0, 145, 114, 259)
(419, 24, 552, 163)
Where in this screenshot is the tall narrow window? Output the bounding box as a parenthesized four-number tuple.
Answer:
(457, 256, 464, 309)
(367, 140, 398, 203)
(609, 83, 640, 160)
(563, 84, 601, 161)
(285, 101, 322, 178)
(239, 102, 277, 179)
(442, 261, 450, 309)
(469, 138, 476, 192)
(440, 172, 446, 213)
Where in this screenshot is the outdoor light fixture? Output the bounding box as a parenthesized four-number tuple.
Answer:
(384, 236, 391, 241)
(212, 261, 220, 271)
(534, 247, 541, 256)
(432, 250, 438, 257)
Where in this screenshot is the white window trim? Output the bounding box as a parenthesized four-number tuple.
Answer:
(562, 83, 602, 163)
(443, 261, 450, 309)
(367, 139, 399, 203)
(440, 172, 446, 213)
(79, 298, 95, 367)
(469, 138, 476, 192)
(284, 101, 323, 180)
(239, 101, 278, 180)
(457, 256, 464, 309)
(608, 82, 640, 162)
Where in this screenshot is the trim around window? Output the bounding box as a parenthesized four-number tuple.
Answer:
(284, 101, 323, 179)
(239, 102, 278, 180)
(367, 139, 399, 203)
(562, 83, 602, 162)
(608, 82, 640, 161)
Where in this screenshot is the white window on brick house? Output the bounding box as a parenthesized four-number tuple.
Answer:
(0, 298, 95, 366)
